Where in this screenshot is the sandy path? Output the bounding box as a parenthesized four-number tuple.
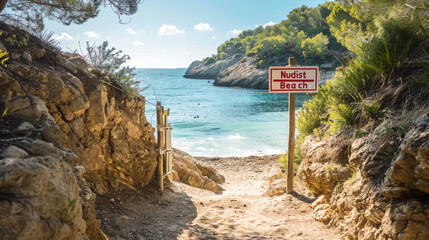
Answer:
(97, 155, 340, 240)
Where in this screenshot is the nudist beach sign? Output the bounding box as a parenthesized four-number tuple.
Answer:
(269, 66, 319, 93)
(269, 57, 319, 194)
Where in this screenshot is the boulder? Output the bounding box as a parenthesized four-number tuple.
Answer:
(0, 156, 87, 239)
(173, 150, 224, 193)
(0, 145, 29, 159)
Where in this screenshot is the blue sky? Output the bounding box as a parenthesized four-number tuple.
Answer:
(45, 0, 328, 68)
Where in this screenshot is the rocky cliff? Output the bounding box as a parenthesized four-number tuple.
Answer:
(0, 21, 160, 239)
(184, 54, 335, 89)
(298, 97, 429, 238)
(0, 22, 224, 239)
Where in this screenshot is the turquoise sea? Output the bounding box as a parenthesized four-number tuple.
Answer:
(137, 68, 310, 157)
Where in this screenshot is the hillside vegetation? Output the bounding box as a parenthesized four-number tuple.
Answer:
(296, 0, 429, 157)
(294, 0, 429, 239)
(204, 2, 347, 68)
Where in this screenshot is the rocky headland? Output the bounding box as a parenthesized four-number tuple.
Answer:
(184, 54, 335, 89)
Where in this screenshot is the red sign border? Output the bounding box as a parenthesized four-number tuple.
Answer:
(269, 66, 319, 93)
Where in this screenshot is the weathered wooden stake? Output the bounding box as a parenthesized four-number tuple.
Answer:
(287, 57, 296, 194)
(156, 102, 164, 192)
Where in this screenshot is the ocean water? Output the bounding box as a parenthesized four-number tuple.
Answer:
(137, 68, 310, 157)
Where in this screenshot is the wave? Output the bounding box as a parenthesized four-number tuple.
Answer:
(227, 134, 246, 140)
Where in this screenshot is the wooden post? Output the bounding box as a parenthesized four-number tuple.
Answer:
(156, 102, 164, 193)
(287, 57, 296, 194)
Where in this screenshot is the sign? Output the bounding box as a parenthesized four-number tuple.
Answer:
(269, 66, 319, 93)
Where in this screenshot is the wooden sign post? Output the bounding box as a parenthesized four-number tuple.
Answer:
(287, 58, 296, 194)
(269, 57, 319, 194)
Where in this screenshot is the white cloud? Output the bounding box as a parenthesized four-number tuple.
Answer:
(194, 23, 213, 32)
(228, 29, 242, 36)
(212, 36, 216, 39)
(133, 40, 144, 46)
(126, 28, 145, 35)
(263, 21, 276, 28)
(52, 32, 74, 41)
(126, 28, 138, 35)
(158, 24, 185, 36)
(84, 31, 100, 39)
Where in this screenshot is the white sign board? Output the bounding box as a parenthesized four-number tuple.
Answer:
(269, 66, 319, 93)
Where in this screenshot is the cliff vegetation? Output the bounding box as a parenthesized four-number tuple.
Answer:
(295, 0, 429, 239)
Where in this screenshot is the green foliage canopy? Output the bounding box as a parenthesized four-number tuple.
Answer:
(205, 2, 344, 68)
(1, 0, 143, 32)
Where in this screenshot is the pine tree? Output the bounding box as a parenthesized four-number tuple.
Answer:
(0, 0, 143, 32)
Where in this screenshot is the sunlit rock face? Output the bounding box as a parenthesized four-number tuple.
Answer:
(0, 22, 158, 239)
(299, 114, 429, 240)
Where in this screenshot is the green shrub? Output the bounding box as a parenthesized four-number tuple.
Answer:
(85, 41, 140, 96)
(362, 19, 427, 78)
(325, 102, 355, 134)
(277, 153, 300, 172)
(296, 18, 427, 136)
(297, 82, 332, 135)
(204, 57, 216, 65)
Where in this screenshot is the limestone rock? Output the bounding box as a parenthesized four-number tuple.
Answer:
(6, 95, 54, 122)
(30, 47, 45, 60)
(184, 55, 335, 89)
(173, 150, 224, 193)
(0, 145, 29, 159)
(22, 51, 32, 62)
(68, 56, 90, 71)
(0, 156, 87, 239)
(184, 55, 242, 80)
(73, 165, 108, 240)
(16, 121, 35, 131)
(86, 84, 108, 132)
(266, 179, 287, 197)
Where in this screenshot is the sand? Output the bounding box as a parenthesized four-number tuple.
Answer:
(96, 155, 340, 240)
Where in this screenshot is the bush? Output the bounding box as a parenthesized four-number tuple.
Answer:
(277, 153, 300, 172)
(84, 41, 140, 96)
(296, 18, 428, 136)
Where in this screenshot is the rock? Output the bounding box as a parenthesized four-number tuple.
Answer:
(67, 56, 89, 71)
(73, 165, 85, 177)
(26, 139, 78, 164)
(167, 224, 179, 232)
(30, 47, 45, 60)
(6, 95, 54, 121)
(16, 121, 35, 131)
(68, 96, 90, 116)
(195, 162, 225, 184)
(57, 55, 79, 73)
(215, 56, 268, 89)
(70, 118, 84, 138)
(86, 84, 108, 132)
(266, 179, 287, 197)
(73, 165, 108, 240)
(173, 151, 224, 193)
(126, 120, 142, 139)
(0, 156, 87, 239)
(11, 52, 20, 60)
(22, 51, 32, 62)
(184, 55, 242, 80)
(364, 204, 385, 224)
(313, 203, 333, 223)
(0, 145, 29, 159)
(185, 55, 335, 89)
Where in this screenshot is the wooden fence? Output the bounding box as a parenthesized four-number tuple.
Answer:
(156, 101, 173, 192)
